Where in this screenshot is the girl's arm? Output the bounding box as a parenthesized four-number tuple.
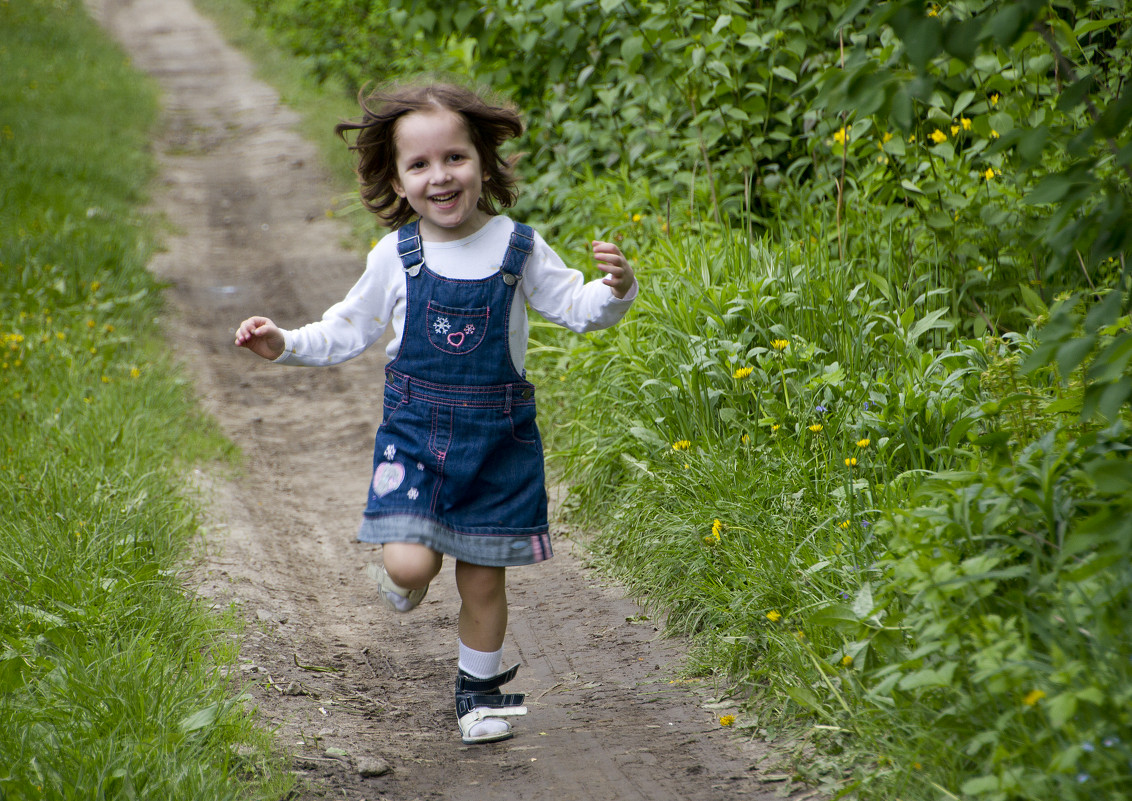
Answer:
(525, 234, 638, 333)
(234, 236, 402, 366)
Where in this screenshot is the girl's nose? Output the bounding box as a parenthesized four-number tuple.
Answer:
(429, 165, 450, 184)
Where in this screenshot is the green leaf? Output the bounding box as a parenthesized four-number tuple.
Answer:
(621, 35, 644, 68)
(1025, 173, 1074, 205)
(180, 703, 220, 733)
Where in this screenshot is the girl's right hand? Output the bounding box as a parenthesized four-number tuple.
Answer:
(234, 316, 285, 361)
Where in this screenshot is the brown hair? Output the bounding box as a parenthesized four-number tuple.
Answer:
(335, 82, 524, 229)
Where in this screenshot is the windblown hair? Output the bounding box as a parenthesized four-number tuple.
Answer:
(335, 81, 524, 229)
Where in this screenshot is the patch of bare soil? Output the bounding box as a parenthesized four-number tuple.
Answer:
(85, 1, 806, 798)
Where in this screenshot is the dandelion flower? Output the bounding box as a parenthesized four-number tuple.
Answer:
(672, 440, 690, 451)
(1022, 689, 1046, 706)
(930, 129, 947, 144)
(808, 424, 823, 433)
(733, 366, 754, 379)
(766, 610, 782, 622)
(632, 213, 642, 223)
(840, 654, 853, 667)
(719, 714, 736, 727)
(771, 338, 789, 351)
(857, 438, 871, 448)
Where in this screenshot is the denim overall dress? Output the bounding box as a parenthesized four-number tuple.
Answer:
(356, 219, 553, 567)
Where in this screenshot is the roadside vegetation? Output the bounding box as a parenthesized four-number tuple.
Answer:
(229, 1, 1132, 797)
(0, 2, 290, 798)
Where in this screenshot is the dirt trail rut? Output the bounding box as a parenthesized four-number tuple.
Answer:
(86, 1, 797, 798)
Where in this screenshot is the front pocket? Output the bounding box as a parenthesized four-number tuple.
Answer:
(426, 301, 489, 355)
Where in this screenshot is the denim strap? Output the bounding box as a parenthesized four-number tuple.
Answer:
(397, 220, 424, 276)
(499, 223, 534, 285)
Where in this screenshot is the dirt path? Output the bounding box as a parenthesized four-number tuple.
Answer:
(86, 1, 797, 798)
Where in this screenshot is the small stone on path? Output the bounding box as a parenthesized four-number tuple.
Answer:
(357, 756, 393, 777)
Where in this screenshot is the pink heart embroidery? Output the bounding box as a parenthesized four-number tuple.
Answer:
(372, 461, 405, 497)
(447, 331, 465, 348)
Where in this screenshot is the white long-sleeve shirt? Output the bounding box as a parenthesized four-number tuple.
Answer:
(275, 215, 637, 372)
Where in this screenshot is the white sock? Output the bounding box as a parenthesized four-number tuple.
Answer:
(458, 641, 509, 738)
(458, 641, 503, 679)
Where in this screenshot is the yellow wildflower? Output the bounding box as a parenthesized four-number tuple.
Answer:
(672, 440, 690, 451)
(838, 520, 852, 530)
(740, 434, 749, 444)
(857, 438, 871, 448)
(990, 129, 999, 139)
(1023, 689, 1046, 706)
(86, 319, 96, 328)
(960, 117, 972, 130)
(632, 213, 642, 223)
(130, 367, 141, 379)
(766, 610, 782, 622)
(771, 339, 789, 351)
(101, 375, 110, 384)
(927, 5, 938, 16)
(719, 714, 736, 727)
(833, 126, 849, 145)
(732, 366, 754, 379)
(845, 457, 857, 467)
(90, 281, 101, 292)
(771, 424, 780, 433)
(882, 131, 893, 144)
(984, 168, 995, 181)
(930, 129, 947, 144)
(793, 630, 805, 641)
(809, 424, 823, 433)
(990, 91, 1000, 106)
(841, 654, 853, 667)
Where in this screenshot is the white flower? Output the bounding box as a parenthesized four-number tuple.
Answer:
(433, 316, 451, 335)
(384, 444, 396, 460)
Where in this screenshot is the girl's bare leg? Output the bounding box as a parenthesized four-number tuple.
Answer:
(454, 561, 507, 651)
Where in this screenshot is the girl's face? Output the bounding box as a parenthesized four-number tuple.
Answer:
(392, 109, 490, 242)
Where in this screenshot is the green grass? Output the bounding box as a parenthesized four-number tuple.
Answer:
(0, 2, 290, 798)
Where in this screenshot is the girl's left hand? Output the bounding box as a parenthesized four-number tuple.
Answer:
(592, 241, 635, 299)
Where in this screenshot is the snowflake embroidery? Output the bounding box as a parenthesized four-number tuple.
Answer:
(407, 488, 419, 501)
(433, 316, 451, 335)
(384, 444, 397, 460)
(417, 462, 424, 471)
(463, 324, 475, 335)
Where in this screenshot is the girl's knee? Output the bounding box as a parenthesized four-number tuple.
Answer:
(382, 543, 442, 589)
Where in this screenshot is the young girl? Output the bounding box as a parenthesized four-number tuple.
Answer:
(234, 82, 637, 745)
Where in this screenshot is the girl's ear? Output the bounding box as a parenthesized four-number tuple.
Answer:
(392, 177, 406, 198)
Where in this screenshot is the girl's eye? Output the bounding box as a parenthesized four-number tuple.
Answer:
(449, 154, 465, 163)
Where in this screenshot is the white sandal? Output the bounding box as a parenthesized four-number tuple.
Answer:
(365, 563, 428, 612)
(455, 664, 528, 744)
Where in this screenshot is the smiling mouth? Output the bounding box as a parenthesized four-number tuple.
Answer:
(430, 192, 459, 204)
